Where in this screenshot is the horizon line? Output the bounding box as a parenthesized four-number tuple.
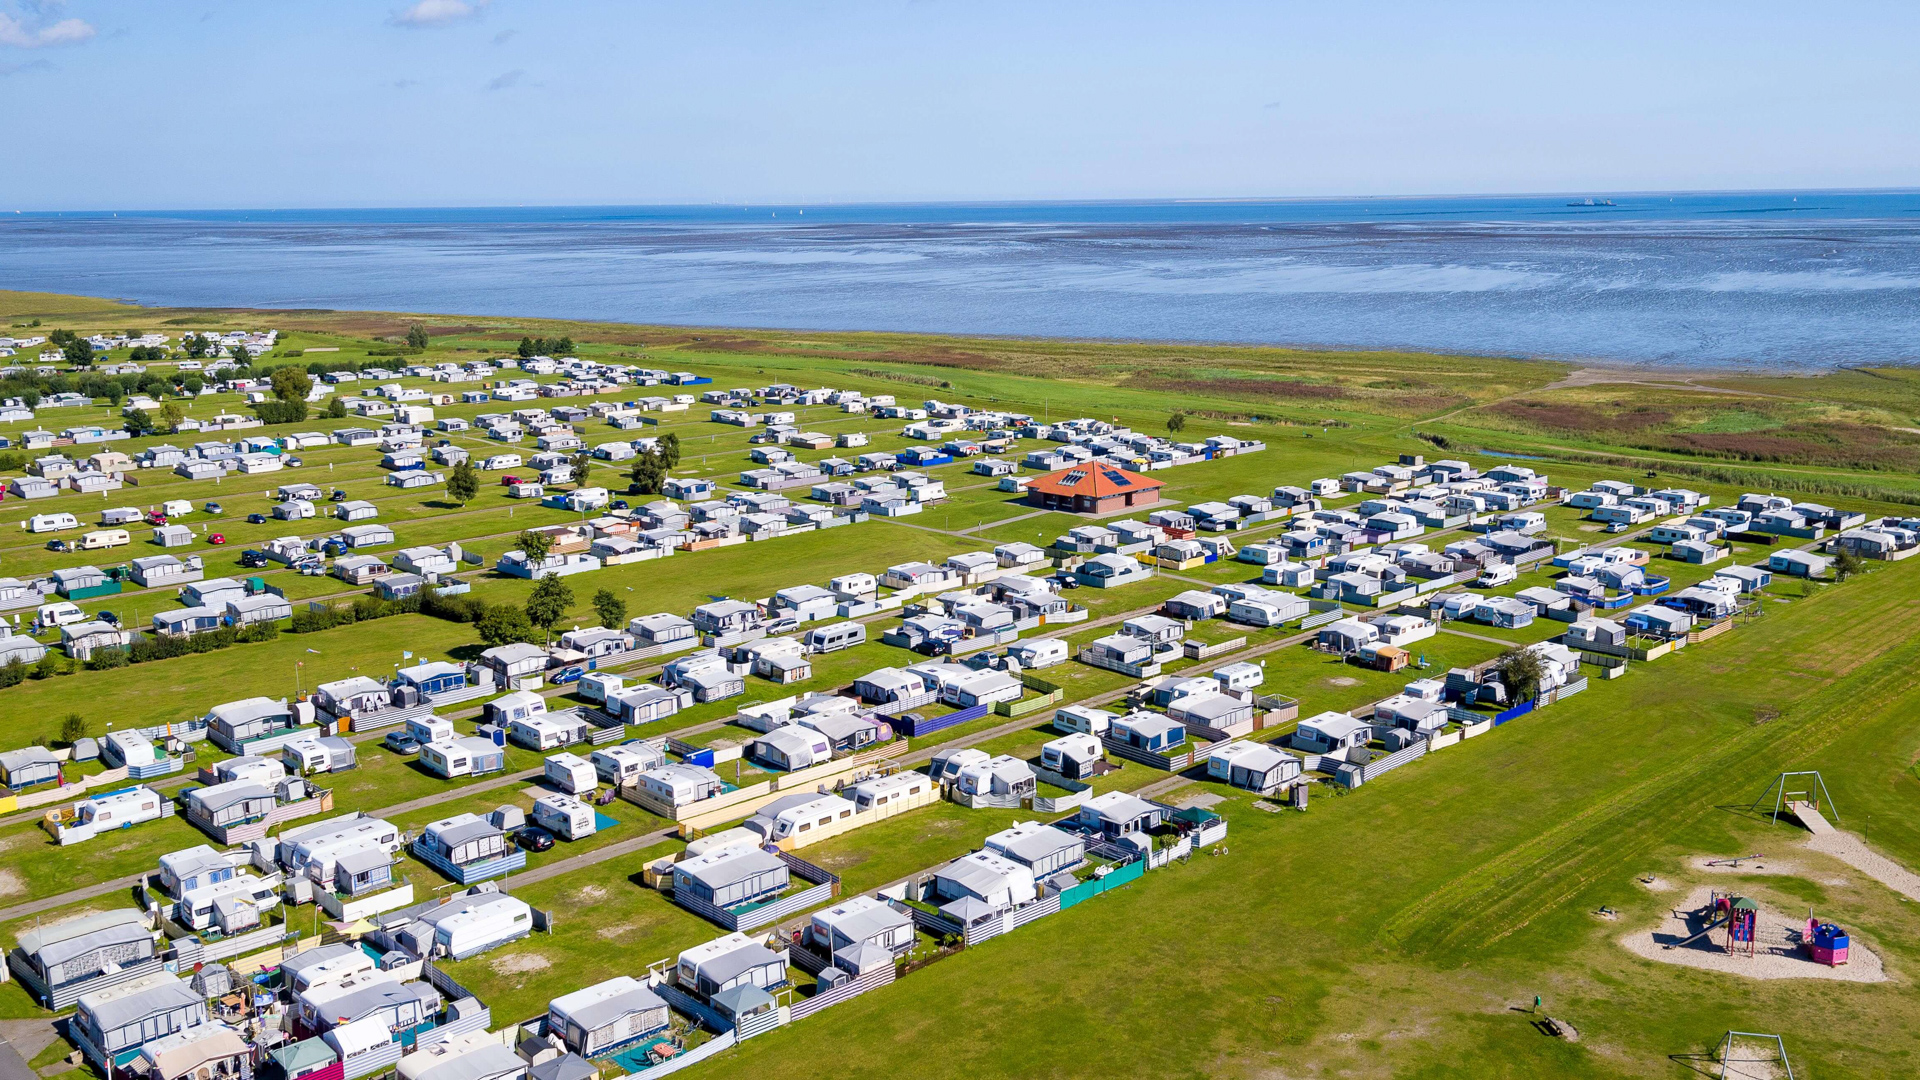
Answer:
(9, 185, 1920, 216)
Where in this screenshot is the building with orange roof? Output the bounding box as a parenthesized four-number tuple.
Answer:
(1024, 465, 1164, 516)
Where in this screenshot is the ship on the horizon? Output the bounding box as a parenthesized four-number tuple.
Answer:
(1567, 197, 1617, 206)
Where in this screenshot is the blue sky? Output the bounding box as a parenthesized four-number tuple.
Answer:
(3, 0, 1917, 210)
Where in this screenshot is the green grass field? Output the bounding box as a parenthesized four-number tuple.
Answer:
(4, 291, 1919, 1076)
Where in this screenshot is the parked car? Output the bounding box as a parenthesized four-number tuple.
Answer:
(96, 611, 119, 626)
(239, 550, 269, 569)
(246, 513, 268, 525)
(330, 489, 349, 501)
(551, 666, 584, 685)
(295, 557, 327, 576)
(764, 617, 800, 636)
(501, 475, 521, 486)
(515, 827, 556, 853)
(1605, 522, 1629, 534)
(611, 499, 629, 510)
(145, 511, 168, 525)
(204, 502, 223, 514)
(382, 732, 421, 755)
(285, 457, 303, 468)
(45, 539, 71, 552)
(208, 533, 227, 545)
(321, 538, 349, 556)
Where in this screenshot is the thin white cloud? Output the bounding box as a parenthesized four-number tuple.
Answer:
(390, 0, 487, 28)
(0, 5, 96, 48)
(485, 67, 524, 91)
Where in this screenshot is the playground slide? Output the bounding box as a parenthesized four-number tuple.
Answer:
(1788, 801, 1835, 835)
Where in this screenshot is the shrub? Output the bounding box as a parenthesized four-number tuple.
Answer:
(84, 648, 130, 671)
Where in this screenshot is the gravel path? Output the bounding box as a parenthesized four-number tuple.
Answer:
(1806, 831, 1920, 902)
(1619, 885, 1885, 983)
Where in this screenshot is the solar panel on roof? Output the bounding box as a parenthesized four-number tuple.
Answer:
(1103, 470, 1132, 487)
(1058, 471, 1084, 486)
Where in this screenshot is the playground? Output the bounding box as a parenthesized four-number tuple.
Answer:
(1620, 885, 1885, 983)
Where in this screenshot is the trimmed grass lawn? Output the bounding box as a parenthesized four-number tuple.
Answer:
(0, 614, 477, 748)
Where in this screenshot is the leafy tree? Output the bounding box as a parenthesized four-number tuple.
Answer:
(63, 337, 95, 366)
(553, 335, 574, 355)
(270, 365, 313, 402)
(514, 530, 554, 565)
(592, 588, 627, 630)
(659, 431, 681, 468)
(1495, 647, 1548, 705)
(123, 408, 156, 437)
(59, 713, 89, 745)
(570, 452, 593, 485)
(158, 401, 185, 433)
(1166, 411, 1187, 433)
(628, 449, 666, 495)
(517, 336, 536, 358)
(253, 399, 308, 424)
(407, 324, 430, 349)
(446, 460, 479, 504)
(1833, 548, 1864, 582)
(181, 374, 205, 395)
(229, 344, 249, 362)
(184, 333, 212, 358)
(325, 396, 349, 419)
(524, 574, 575, 643)
(476, 605, 536, 647)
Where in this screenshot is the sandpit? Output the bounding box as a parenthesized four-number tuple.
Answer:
(1636, 875, 1675, 892)
(1620, 886, 1885, 983)
(1326, 676, 1360, 687)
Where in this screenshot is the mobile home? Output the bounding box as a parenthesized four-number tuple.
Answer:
(546, 977, 670, 1058)
(590, 743, 666, 786)
(530, 793, 597, 841)
(397, 893, 534, 960)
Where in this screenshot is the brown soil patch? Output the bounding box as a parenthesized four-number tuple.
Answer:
(0, 868, 23, 897)
(687, 337, 1006, 371)
(808, 851, 870, 871)
(1494, 400, 1673, 434)
(574, 884, 608, 902)
(1691, 856, 1799, 876)
(489, 952, 551, 975)
(1125, 373, 1349, 401)
(1326, 677, 1360, 687)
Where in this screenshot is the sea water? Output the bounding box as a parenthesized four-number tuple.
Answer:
(3, 191, 1918, 369)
